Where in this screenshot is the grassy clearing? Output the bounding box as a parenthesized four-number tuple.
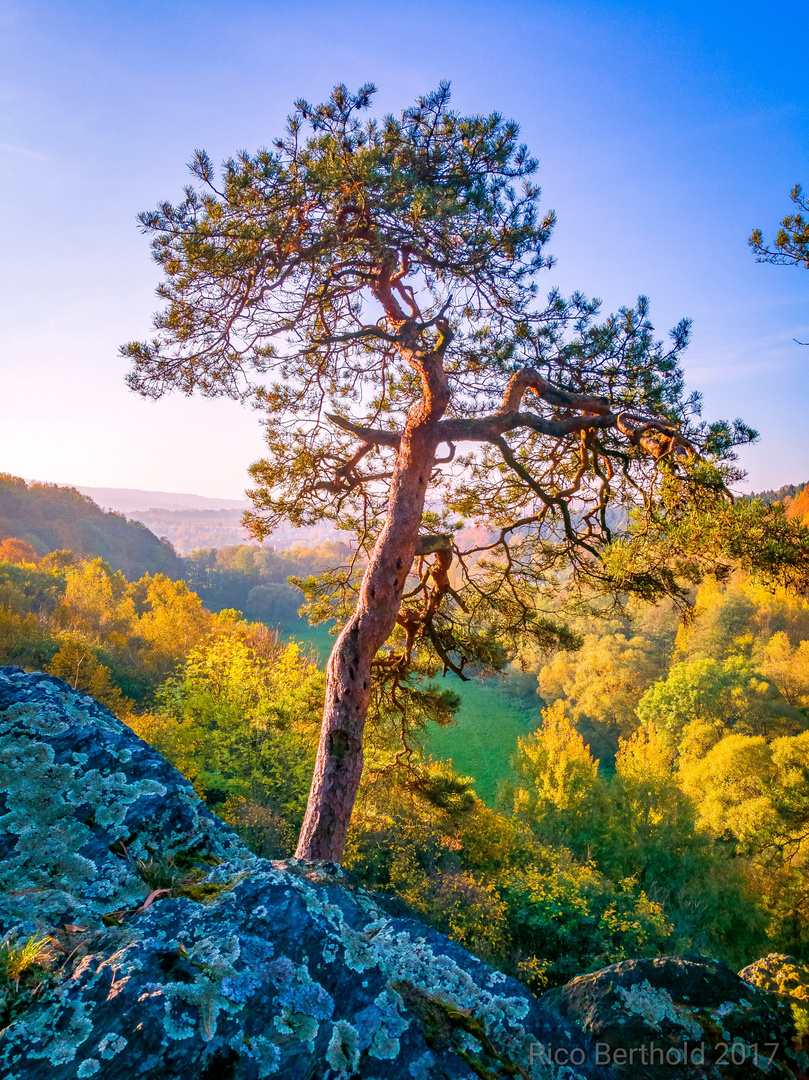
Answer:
(424, 673, 542, 804)
(275, 618, 542, 804)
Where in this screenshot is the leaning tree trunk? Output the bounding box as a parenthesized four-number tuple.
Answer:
(295, 399, 444, 861)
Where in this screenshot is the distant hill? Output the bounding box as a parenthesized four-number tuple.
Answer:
(0, 474, 182, 580)
(15, 476, 809, 566)
(39, 484, 339, 553)
(127, 508, 340, 554)
(75, 485, 250, 513)
(129, 508, 254, 552)
(63, 485, 337, 553)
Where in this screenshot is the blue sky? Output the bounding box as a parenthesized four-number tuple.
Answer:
(0, 0, 806, 498)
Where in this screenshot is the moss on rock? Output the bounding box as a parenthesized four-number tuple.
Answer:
(0, 667, 608, 1079)
(542, 954, 804, 1079)
(740, 954, 809, 1046)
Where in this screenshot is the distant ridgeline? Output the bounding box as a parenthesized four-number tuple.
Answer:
(749, 480, 809, 523)
(0, 474, 182, 581)
(0, 472, 350, 626)
(127, 507, 340, 555)
(5, 470, 806, 601)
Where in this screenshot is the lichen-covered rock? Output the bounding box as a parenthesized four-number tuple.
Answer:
(541, 954, 805, 1078)
(0, 668, 609, 1079)
(740, 955, 809, 1048)
(0, 667, 248, 938)
(740, 955, 809, 1002)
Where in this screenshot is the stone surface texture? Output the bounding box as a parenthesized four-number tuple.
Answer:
(0, 668, 605, 1079)
(542, 954, 805, 1078)
(740, 954, 809, 1020)
(1, 666, 805, 1080)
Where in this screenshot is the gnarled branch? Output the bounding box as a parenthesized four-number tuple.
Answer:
(326, 413, 401, 448)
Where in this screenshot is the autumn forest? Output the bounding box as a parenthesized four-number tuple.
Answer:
(4, 467, 809, 1010)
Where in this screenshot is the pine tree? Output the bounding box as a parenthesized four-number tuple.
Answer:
(123, 84, 753, 859)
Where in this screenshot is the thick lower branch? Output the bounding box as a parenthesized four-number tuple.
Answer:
(499, 366, 611, 415)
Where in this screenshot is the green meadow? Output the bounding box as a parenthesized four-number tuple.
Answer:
(276, 616, 541, 805)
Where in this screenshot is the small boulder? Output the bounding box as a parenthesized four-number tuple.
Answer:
(541, 954, 804, 1079)
(740, 954, 809, 1050)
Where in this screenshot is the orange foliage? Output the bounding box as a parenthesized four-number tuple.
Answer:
(0, 537, 41, 565)
(785, 487, 809, 526)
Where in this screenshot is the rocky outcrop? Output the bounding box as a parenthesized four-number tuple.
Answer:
(542, 954, 805, 1078)
(740, 955, 809, 1052)
(0, 668, 247, 937)
(1, 666, 805, 1080)
(0, 668, 606, 1079)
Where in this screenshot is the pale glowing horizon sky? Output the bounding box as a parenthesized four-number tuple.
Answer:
(1, 0, 807, 500)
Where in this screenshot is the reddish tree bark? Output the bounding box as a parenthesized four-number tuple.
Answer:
(296, 334, 450, 860)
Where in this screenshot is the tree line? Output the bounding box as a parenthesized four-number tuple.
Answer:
(0, 474, 181, 581)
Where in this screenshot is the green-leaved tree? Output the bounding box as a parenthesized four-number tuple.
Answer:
(749, 183, 808, 345)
